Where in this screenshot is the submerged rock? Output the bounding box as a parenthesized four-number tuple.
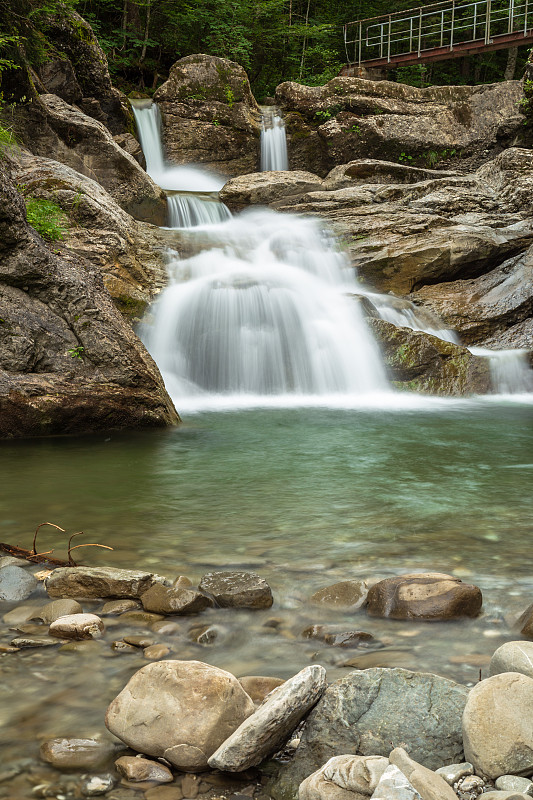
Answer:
(309, 580, 368, 610)
(270, 668, 467, 799)
(238, 676, 286, 704)
(36, 598, 84, 623)
(366, 572, 483, 620)
(40, 737, 121, 770)
(105, 660, 255, 771)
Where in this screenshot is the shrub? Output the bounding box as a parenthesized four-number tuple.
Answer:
(25, 197, 66, 241)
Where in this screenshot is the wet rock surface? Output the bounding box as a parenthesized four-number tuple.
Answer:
(40, 737, 122, 770)
(366, 573, 483, 620)
(49, 613, 105, 640)
(199, 572, 273, 609)
(0, 565, 38, 602)
(45, 567, 168, 599)
(309, 580, 368, 610)
(140, 584, 214, 615)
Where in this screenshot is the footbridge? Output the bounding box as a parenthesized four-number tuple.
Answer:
(343, 0, 533, 71)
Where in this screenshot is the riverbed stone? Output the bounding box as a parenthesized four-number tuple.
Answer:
(3, 603, 42, 625)
(496, 776, 533, 795)
(270, 668, 467, 800)
(144, 644, 171, 659)
(49, 612, 105, 639)
(300, 754, 389, 800)
(45, 567, 168, 599)
(490, 642, 533, 679)
(238, 676, 285, 704)
(518, 604, 533, 638)
(366, 573, 482, 620)
(310, 581, 368, 610)
(101, 599, 140, 615)
(479, 794, 532, 799)
(209, 665, 327, 771)
(462, 672, 533, 778)
(435, 763, 474, 785)
(105, 660, 255, 770)
(115, 756, 173, 783)
(371, 764, 422, 800)
(40, 737, 120, 770)
(140, 584, 213, 615)
(0, 565, 39, 602)
(389, 748, 457, 800)
(199, 571, 273, 609)
(81, 773, 116, 796)
(37, 599, 84, 623)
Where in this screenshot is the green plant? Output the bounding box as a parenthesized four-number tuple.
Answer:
(0, 122, 17, 158)
(25, 197, 66, 241)
(212, 117, 220, 127)
(67, 346, 84, 360)
(398, 152, 414, 163)
(350, 124, 361, 135)
(224, 85, 235, 107)
(315, 109, 333, 121)
(425, 150, 439, 167)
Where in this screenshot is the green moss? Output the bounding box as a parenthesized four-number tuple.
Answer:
(115, 294, 147, 318)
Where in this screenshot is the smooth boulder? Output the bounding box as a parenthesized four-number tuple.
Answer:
(299, 755, 389, 800)
(366, 573, 482, 620)
(0, 566, 38, 602)
(49, 613, 104, 640)
(463, 672, 533, 778)
(140, 584, 213, 615)
(490, 642, 533, 679)
(105, 660, 255, 771)
(209, 665, 326, 771)
(270, 668, 468, 800)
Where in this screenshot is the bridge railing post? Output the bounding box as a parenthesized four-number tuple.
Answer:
(525, 0, 529, 33)
(358, 21, 362, 64)
(418, 7, 423, 56)
(485, 0, 492, 42)
(450, 0, 456, 47)
(387, 15, 392, 61)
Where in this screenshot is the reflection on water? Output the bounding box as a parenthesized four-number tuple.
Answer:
(1, 403, 533, 766)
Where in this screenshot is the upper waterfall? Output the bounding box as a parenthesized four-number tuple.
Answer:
(261, 108, 288, 171)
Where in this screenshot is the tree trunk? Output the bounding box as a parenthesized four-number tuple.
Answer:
(140, 0, 151, 63)
(299, 0, 311, 80)
(504, 46, 518, 81)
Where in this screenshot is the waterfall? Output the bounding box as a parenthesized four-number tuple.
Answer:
(469, 347, 533, 394)
(261, 108, 288, 171)
(131, 99, 230, 227)
(143, 209, 388, 405)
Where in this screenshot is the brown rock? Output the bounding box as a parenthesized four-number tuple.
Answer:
(36, 599, 84, 624)
(181, 774, 200, 797)
(40, 737, 120, 770)
(101, 599, 141, 615)
(199, 571, 273, 609)
(220, 171, 323, 212)
(45, 567, 168, 600)
(310, 581, 368, 610)
(366, 572, 482, 620)
(123, 635, 155, 648)
(115, 756, 173, 783)
(389, 747, 457, 800)
(140, 584, 213, 616)
(111, 640, 138, 653)
(238, 676, 285, 704)
(299, 754, 389, 800)
(105, 660, 255, 771)
(144, 644, 171, 660)
(518, 603, 533, 638)
(49, 613, 104, 640)
(145, 787, 183, 800)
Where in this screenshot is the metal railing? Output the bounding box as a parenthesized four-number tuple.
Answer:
(344, 0, 533, 66)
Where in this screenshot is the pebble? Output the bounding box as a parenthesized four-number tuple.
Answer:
(101, 600, 140, 615)
(122, 635, 155, 648)
(115, 756, 173, 783)
(81, 774, 116, 796)
(181, 774, 200, 797)
(49, 614, 105, 640)
(436, 763, 474, 785)
(111, 640, 138, 653)
(11, 635, 61, 648)
(40, 738, 120, 770)
(143, 644, 170, 659)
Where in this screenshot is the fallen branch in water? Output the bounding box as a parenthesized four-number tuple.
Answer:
(0, 523, 113, 566)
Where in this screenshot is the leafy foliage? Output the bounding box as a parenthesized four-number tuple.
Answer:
(25, 197, 66, 241)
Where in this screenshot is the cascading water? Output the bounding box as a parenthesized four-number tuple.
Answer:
(261, 108, 288, 171)
(143, 209, 388, 407)
(130, 99, 230, 227)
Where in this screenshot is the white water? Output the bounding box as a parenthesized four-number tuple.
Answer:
(261, 108, 288, 171)
(469, 347, 533, 394)
(131, 99, 230, 227)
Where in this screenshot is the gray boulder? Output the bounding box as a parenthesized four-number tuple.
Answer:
(270, 668, 468, 800)
(199, 571, 273, 609)
(0, 566, 38, 602)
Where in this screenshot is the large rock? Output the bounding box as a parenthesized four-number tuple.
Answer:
(220, 171, 323, 211)
(275, 77, 524, 176)
(366, 572, 483, 620)
(270, 668, 468, 799)
(299, 755, 389, 800)
(462, 672, 533, 778)
(490, 642, 533, 680)
(0, 165, 178, 439)
(45, 567, 168, 599)
(0, 565, 38, 602)
(11, 151, 170, 318)
(105, 660, 255, 771)
(199, 571, 273, 609)
(368, 320, 492, 396)
(12, 94, 166, 225)
(154, 54, 261, 177)
(208, 665, 327, 771)
(140, 584, 213, 615)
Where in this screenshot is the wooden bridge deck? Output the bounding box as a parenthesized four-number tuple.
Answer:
(343, 0, 533, 70)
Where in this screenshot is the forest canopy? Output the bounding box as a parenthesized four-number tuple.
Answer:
(0, 0, 531, 98)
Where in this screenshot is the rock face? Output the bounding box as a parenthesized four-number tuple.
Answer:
(208, 665, 327, 771)
(462, 672, 533, 778)
(105, 660, 255, 771)
(368, 320, 492, 395)
(199, 571, 273, 609)
(154, 54, 261, 177)
(12, 95, 166, 225)
(11, 151, 170, 318)
(490, 642, 533, 679)
(0, 165, 178, 439)
(45, 567, 168, 599)
(366, 573, 483, 620)
(299, 755, 389, 800)
(275, 77, 524, 176)
(271, 668, 468, 799)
